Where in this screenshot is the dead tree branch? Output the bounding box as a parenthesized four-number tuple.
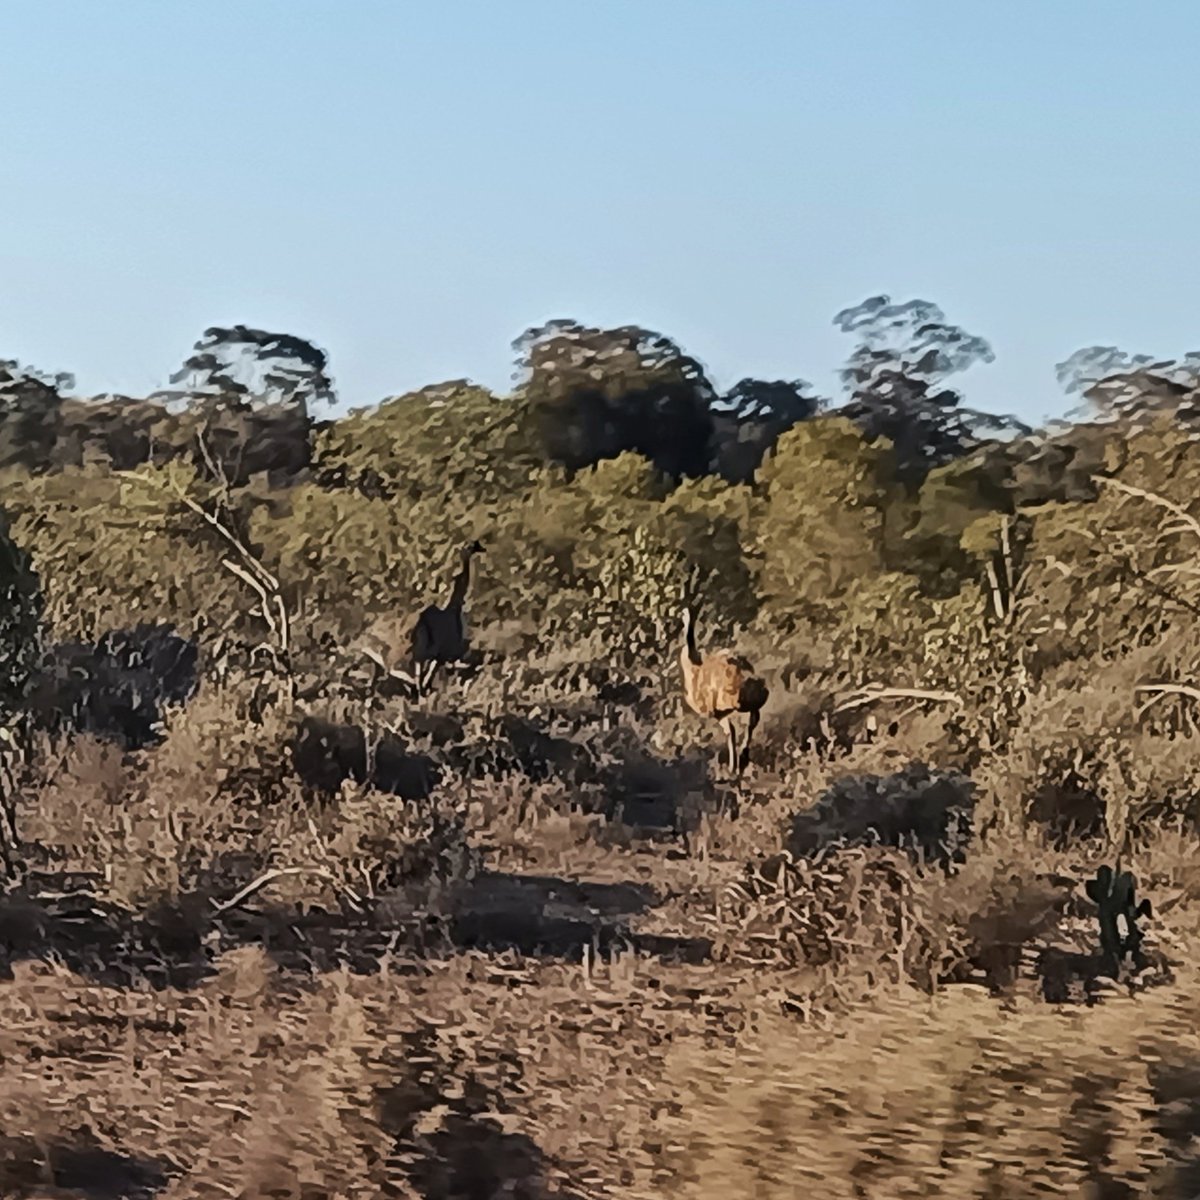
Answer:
(211, 866, 365, 916)
(833, 686, 963, 714)
(1135, 682, 1200, 719)
(1096, 476, 1200, 544)
(120, 467, 295, 700)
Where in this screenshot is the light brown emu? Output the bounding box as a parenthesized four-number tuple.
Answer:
(361, 540, 484, 697)
(679, 605, 769, 778)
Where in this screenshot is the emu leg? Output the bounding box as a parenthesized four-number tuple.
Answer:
(738, 709, 760, 776)
(722, 716, 739, 779)
(417, 660, 438, 695)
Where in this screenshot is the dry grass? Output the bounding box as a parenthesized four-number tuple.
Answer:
(15, 316, 1200, 1197)
(1, 626, 1198, 1197)
(658, 977, 1200, 1199)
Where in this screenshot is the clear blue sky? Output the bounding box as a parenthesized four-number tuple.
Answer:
(2, 1, 1198, 425)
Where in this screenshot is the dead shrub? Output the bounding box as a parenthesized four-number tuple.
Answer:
(788, 761, 977, 866)
(718, 844, 952, 995)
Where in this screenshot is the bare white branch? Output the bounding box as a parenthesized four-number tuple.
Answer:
(1096, 476, 1200, 543)
(1135, 682, 1200, 718)
(211, 866, 365, 915)
(834, 686, 963, 714)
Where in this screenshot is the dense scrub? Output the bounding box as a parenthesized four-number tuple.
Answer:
(4, 314, 1200, 1195)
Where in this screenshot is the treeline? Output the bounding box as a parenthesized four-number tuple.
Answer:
(5, 298, 1193, 491)
(0, 298, 1182, 487)
(3, 295, 1200, 734)
(0, 298, 1023, 487)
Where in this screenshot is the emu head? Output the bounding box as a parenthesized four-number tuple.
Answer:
(680, 562, 706, 626)
(681, 604, 700, 645)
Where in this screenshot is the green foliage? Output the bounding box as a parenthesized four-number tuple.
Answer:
(510, 453, 760, 662)
(313, 382, 543, 508)
(12, 313, 1200, 1200)
(664, 475, 761, 632)
(12, 328, 1200, 751)
(5, 463, 244, 641)
(712, 378, 823, 484)
(514, 320, 716, 478)
(153, 394, 314, 486)
(1018, 425, 1200, 674)
(1057, 343, 1200, 423)
(905, 452, 1013, 590)
(587, 525, 690, 661)
(1085, 864, 1152, 971)
(51, 396, 158, 472)
(0, 506, 42, 713)
(836, 571, 936, 674)
(833, 295, 1025, 480)
(252, 484, 446, 637)
(0, 359, 67, 473)
(568, 452, 672, 508)
(500, 455, 686, 659)
(167, 324, 336, 411)
(753, 417, 900, 623)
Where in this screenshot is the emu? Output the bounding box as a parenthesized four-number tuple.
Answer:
(361, 539, 484, 697)
(679, 605, 769, 778)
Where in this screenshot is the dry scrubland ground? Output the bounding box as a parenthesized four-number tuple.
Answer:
(4, 655, 1200, 1200)
(8, 398, 1200, 1196)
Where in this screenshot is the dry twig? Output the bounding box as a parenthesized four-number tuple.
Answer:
(833, 686, 963, 714)
(1134, 682, 1200, 718)
(211, 866, 365, 915)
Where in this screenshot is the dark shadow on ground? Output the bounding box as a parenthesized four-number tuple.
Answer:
(410, 1116, 577, 1200)
(1148, 1050, 1200, 1199)
(443, 870, 708, 961)
(592, 737, 717, 842)
(432, 715, 595, 787)
(788, 761, 976, 866)
(1026, 756, 1106, 847)
(0, 867, 711, 989)
(421, 717, 733, 850)
(496, 714, 596, 785)
(378, 1023, 583, 1200)
(0, 1130, 174, 1199)
(1034, 939, 1175, 1005)
(292, 715, 442, 800)
(27, 624, 199, 751)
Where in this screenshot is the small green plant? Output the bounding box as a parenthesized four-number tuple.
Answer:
(1085, 863, 1152, 974)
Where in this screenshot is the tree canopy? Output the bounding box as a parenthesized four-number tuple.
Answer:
(712, 377, 823, 483)
(833, 295, 1026, 479)
(1057, 344, 1200, 425)
(0, 358, 71, 474)
(513, 319, 718, 479)
(164, 325, 336, 413)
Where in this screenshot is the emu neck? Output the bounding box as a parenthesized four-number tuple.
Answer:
(447, 552, 474, 608)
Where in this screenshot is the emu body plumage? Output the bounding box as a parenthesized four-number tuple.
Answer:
(679, 606, 768, 777)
